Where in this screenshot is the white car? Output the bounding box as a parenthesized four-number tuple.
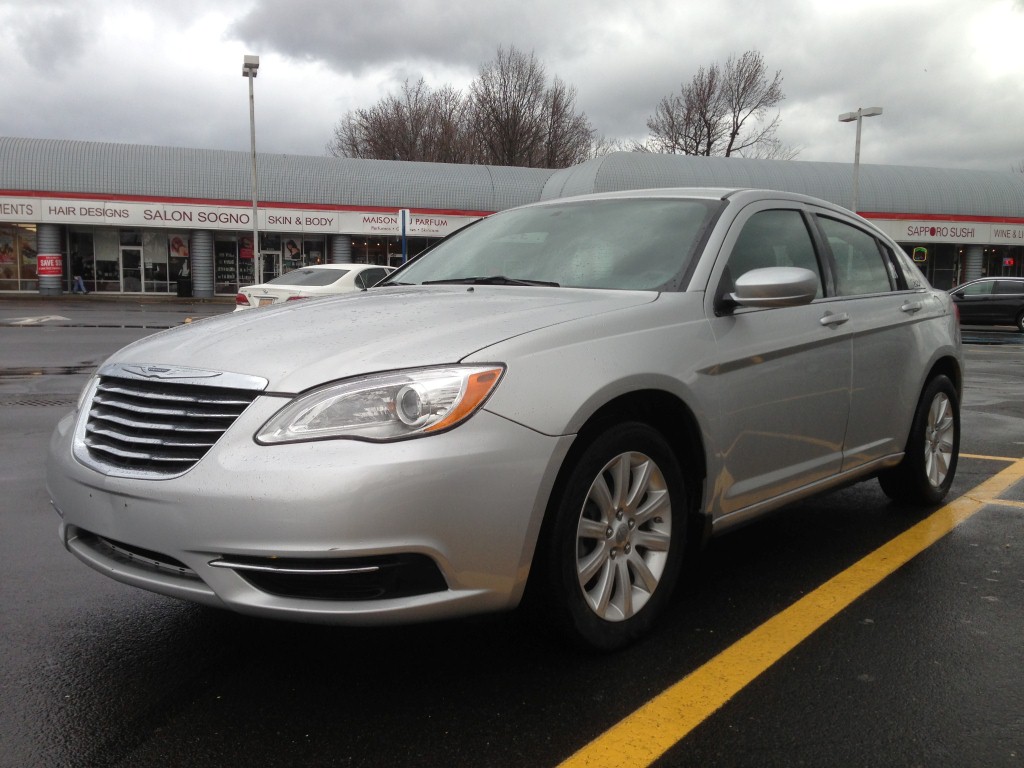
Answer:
(234, 263, 393, 310)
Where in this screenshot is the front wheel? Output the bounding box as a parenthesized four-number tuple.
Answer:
(878, 375, 959, 506)
(529, 422, 688, 650)
(1015, 310, 1024, 333)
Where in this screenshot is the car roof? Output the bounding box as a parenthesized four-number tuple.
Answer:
(531, 186, 857, 217)
(957, 276, 1024, 283)
(291, 263, 386, 271)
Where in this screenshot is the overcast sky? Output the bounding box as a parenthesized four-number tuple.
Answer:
(2, 0, 1023, 173)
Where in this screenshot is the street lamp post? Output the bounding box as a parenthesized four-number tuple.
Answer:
(838, 106, 882, 213)
(242, 54, 261, 283)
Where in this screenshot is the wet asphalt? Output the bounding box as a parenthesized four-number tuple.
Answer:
(1, 295, 1022, 767)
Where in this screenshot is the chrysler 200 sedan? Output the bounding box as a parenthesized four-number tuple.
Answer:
(47, 188, 963, 650)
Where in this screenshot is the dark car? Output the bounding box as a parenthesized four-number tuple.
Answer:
(949, 277, 1024, 332)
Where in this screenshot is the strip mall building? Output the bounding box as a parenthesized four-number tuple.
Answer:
(2, 136, 1023, 296)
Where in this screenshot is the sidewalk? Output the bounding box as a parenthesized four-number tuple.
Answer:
(0, 292, 233, 305)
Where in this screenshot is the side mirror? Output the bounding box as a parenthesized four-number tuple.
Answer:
(730, 266, 819, 308)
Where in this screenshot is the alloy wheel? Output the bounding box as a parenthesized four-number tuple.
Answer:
(575, 451, 672, 622)
(924, 392, 956, 488)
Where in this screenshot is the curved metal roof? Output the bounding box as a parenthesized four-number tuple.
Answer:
(541, 152, 1024, 218)
(0, 137, 555, 212)
(3, 136, 1024, 220)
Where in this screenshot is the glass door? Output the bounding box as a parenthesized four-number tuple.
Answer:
(262, 251, 281, 283)
(121, 246, 143, 292)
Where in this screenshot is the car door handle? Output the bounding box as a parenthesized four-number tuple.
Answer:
(900, 301, 924, 313)
(819, 312, 850, 327)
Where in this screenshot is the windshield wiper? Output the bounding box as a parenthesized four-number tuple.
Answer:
(421, 275, 560, 287)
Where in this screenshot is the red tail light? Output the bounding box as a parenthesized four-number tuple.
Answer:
(286, 295, 310, 301)
(235, 293, 250, 306)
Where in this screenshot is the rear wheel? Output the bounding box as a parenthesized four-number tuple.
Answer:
(530, 422, 687, 650)
(1015, 310, 1024, 333)
(878, 375, 959, 506)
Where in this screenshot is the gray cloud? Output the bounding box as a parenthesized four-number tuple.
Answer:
(0, 0, 1021, 172)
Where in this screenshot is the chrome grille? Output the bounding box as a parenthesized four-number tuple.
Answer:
(76, 363, 268, 478)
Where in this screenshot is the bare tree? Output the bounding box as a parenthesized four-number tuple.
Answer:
(330, 48, 596, 169)
(590, 134, 634, 157)
(742, 137, 802, 161)
(720, 51, 785, 157)
(646, 94, 688, 154)
(328, 78, 476, 163)
(469, 46, 548, 166)
(469, 45, 595, 168)
(541, 76, 596, 167)
(646, 50, 796, 159)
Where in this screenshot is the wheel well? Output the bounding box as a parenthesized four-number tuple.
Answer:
(927, 355, 963, 399)
(523, 389, 709, 608)
(573, 391, 706, 481)
(550, 390, 707, 540)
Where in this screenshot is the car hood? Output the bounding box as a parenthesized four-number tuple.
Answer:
(107, 286, 658, 392)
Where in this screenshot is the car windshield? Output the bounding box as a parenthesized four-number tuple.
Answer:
(391, 198, 718, 290)
(268, 268, 349, 287)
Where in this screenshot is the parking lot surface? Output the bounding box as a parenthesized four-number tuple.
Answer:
(1, 296, 1021, 767)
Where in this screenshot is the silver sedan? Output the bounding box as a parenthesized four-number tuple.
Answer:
(47, 188, 962, 650)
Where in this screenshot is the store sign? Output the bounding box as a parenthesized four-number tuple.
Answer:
(338, 211, 480, 237)
(0, 195, 482, 238)
(869, 218, 1024, 245)
(37, 254, 63, 276)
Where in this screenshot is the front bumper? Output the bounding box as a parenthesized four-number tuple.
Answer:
(47, 398, 572, 625)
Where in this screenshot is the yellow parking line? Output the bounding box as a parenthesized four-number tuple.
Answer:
(558, 457, 1024, 768)
(985, 498, 1024, 510)
(961, 452, 1020, 462)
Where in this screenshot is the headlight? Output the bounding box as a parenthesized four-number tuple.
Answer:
(256, 365, 505, 444)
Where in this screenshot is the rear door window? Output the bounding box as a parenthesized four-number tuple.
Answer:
(995, 280, 1024, 295)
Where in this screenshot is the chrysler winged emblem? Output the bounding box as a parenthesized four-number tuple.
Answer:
(121, 364, 224, 380)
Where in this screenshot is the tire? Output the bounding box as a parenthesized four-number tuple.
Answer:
(878, 375, 959, 506)
(529, 422, 687, 650)
(1016, 310, 1024, 333)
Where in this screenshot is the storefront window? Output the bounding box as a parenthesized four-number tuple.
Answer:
(169, 234, 190, 289)
(984, 246, 1022, 279)
(283, 237, 302, 270)
(93, 229, 120, 291)
(302, 238, 325, 266)
(0, 226, 19, 290)
(351, 235, 436, 267)
(70, 230, 96, 293)
(0, 225, 49, 290)
(238, 235, 257, 286)
(215, 238, 238, 294)
(143, 231, 171, 293)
